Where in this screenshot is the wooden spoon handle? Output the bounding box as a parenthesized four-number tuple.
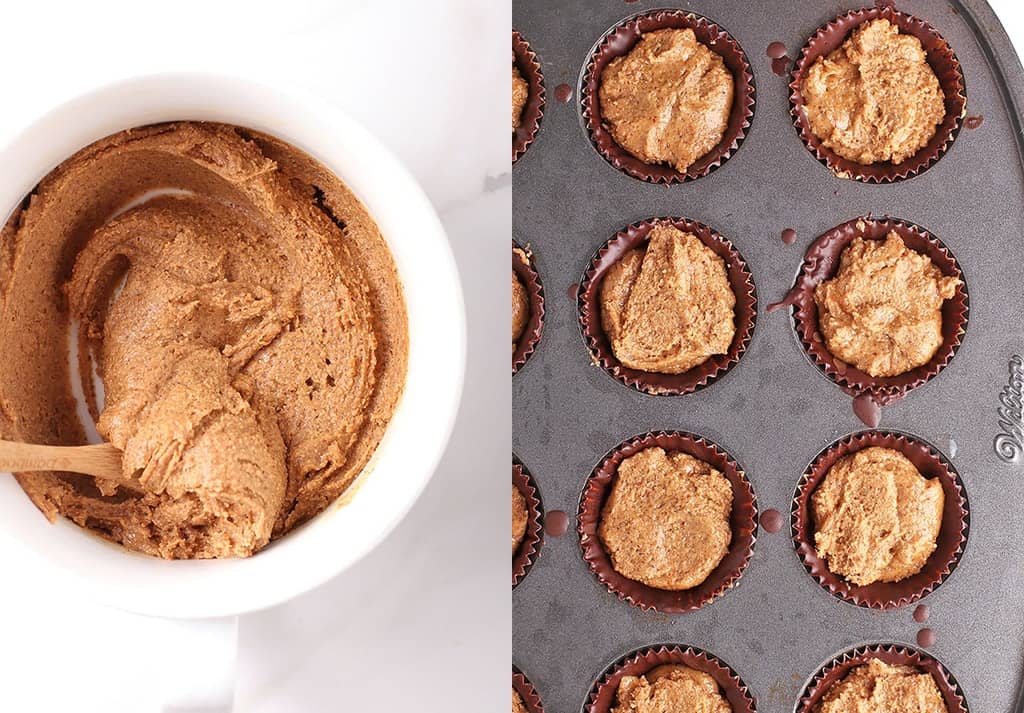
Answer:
(0, 440, 126, 482)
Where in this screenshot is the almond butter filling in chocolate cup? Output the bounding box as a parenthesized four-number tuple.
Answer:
(578, 430, 757, 613)
(585, 644, 756, 713)
(777, 217, 968, 405)
(797, 644, 968, 713)
(578, 217, 756, 396)
(513, 242, 545, 375)
(513, 30, 546, 163)
(513, 457, 544, 588)
(792, 430, 969, 609)
(580, 9, 755, 184)
(790, 6, 966, 183)
(513, 669, 546, 713)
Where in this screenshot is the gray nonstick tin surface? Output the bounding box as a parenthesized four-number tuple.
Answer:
(512, 1, 1024, 712)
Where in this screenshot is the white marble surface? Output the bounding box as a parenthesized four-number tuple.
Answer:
(0, 1, 507, 711)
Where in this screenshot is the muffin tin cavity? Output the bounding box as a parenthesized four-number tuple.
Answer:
(792, 430, 969, 609)
(580, 9, 755, 183)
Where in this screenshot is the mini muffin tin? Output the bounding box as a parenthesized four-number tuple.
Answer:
(513, 1, 1024, 711)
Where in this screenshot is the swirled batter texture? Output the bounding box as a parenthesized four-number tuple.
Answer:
(599, 446, 733, 591)
(613, 665, 731, 713)
(812, 447, 944, 586)
(814, 232, 960, 377)
(600, 226, 736, 375)
(814, 659, 948, 713)
(801, 19, 946, 165)
(0, 122, 407, 559)
(599, 28, 733, 173)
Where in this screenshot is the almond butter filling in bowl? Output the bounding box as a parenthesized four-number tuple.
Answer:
(0, 121, 408, 559)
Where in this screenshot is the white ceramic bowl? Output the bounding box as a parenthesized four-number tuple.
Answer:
(0, 73, 465, 620)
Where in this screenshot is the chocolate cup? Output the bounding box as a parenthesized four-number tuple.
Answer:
(585, 644, 756, 713)
(513, 30, 545, 163)
(578, 217, 756, 396)
(792, 431, 969, 609)
(790, 6, 966, 183)
(513, 242, 545, 376)
(797, 643, 968, 712)
(581, 9, 755, 184)
(513, 669, 546, 713)
(578, 431, 757, 613)
(780, 216, 968, 405)
(513, 457, 544, 588)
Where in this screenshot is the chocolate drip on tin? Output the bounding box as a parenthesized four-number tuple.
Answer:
(852, 393, 881, 428)
(567, 282, 579, 301)
(766, 289, 801, 314)
(917, 627, 936, 647)
(781, 228, 797, 245)
(760, 508, 784, 534)
(766, 42, 791, 76)
(964, 115, 984, 129)
(554, 83, 572, 103)
(913, 604, 930, 622)
(544, 510, 570, 537)
(768, 242, 837, 312)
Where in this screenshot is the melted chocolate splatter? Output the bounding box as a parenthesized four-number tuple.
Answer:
(917, 627, 936, 647)
(567, 282, 580, 301)
(913, 604, 930, 623)
(766, 288, 801, 313)
(544, 510, 570, 537)
(761, 509, 785, 534)
(554, 83, 573, 103)
(766, 42, 790, 76)
(781, 228, 797, 245)
(852, 394, 882, 428)
(964, 115, 984, 130)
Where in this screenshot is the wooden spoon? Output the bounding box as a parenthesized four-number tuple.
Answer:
(0, 440, 134, 487)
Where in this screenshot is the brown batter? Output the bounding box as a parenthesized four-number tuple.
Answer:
(513, 58, 529, 133)
(513, 270, 529, 353)
(815, 231, 960, 377)
(599, 28, 733, 172)
(600, 226, 736, 375)
(814, 658, 948, 713)
(512, 483, 528, 555)
(813, 447, 944, 586)
(613, 665, 731, 713)
(512, 688, 528, 713)
(599, 446, 732, 591)
(0, 122, 408, 559)
(801, 18, 946, 165)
